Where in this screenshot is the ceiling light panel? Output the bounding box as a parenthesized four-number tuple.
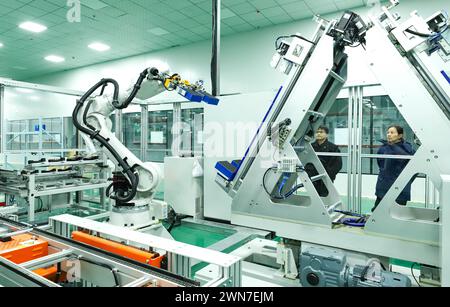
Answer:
(19, 21, 47, 33)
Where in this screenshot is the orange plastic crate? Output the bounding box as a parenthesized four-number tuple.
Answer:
(0, 234, 48, 264)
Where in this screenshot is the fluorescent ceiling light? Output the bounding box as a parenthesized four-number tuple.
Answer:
(88, 42, 110, 51)
(45, 55, 65, 63)
(148, 27, 169, 36)
(0, 42, 3, 48)
(29, 96, 41, 101)
(16, 88, 34, 94)
(19, 21, 47, 33)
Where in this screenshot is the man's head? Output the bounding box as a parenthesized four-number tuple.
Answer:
(316, 126, 329, 143)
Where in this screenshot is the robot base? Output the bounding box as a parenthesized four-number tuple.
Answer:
(110, 204, 156, 229)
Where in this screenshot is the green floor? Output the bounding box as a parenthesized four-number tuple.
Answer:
(168, 222, 235, 248)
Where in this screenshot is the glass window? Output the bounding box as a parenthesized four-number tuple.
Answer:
(180, 108, 204, 157)
(362, 95, 420, 175)
(3, 86, 80, 156)
(145, 108, 204, 163)
(123, 112, 142, 159)
(321, 98, 349, 173)
(147, 110, 171, 163)
(63, 117, 77, 149)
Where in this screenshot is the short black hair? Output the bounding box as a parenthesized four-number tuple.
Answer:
(388, 125, 404, 135)
(317, 126, 329, 134)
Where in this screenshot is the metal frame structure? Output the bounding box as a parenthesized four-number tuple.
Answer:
(360, 10, 449, 244)
(441, 175, 450, 286)
(0, 217, 198, 287)
(214, 2, 449, 283)
(5, 116, 67, 156)
(50, 214, 242, 287)
(0, 157, 110, 222)
(0, 79, 84, 155)
(122, 99, 204, 162)
(219, 18, 349, 227)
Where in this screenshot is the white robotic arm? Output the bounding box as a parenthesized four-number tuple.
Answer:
(73, 67, 214, 228)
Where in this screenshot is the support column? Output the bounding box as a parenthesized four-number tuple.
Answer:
(141, 105, 149, 161)
(441, 175, 450, 286)
(172, 102, 182, 157)
(115, 110, 123, 142)
(212, 0, 221, 96)
(0, 85, 4, 153)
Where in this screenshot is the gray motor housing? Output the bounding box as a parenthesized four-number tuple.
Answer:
(299, 245, 411, 287)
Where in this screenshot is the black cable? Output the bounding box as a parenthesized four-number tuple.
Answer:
(262, 167, 277, 197)
(262, 167, 304, 200)
(405, 24, 448, 38)
(78, 257, 120, 287)
(360, 265, 370, 282)
(83, 99, 96, 132)
(405, 28, 432, 38)
(73, 77, 141, 204)
(348, 42, 362, 48)
(291, 34, 316, 45)
(73, 92, 139, 203)
(80, 78, 120, 107)
(166, 208, 188, 233)
(211, 0, 219, 96)
(55, 262, 62, 284)
(275, 34, 316, 50)
(411, 262, 422, 287)
(106, 182, 114, 198)
(115, 68, 150, 109)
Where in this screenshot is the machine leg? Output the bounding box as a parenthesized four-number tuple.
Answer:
(441, 175, 450, 286)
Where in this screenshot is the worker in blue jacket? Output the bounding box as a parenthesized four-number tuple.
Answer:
(371, 125, 416, 212)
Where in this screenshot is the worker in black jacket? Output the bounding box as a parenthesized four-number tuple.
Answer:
(305, 126, 342, 197)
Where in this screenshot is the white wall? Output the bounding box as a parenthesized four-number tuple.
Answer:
(26, 0, 449, 96)
(3, 88, 77, 120)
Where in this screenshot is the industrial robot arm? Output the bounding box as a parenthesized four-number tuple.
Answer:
(73, 67, 217, 221)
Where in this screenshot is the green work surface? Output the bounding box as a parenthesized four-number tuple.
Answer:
(166, 221, 236, 248)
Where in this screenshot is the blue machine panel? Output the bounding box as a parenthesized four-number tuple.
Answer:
(442, 70, 450, 85)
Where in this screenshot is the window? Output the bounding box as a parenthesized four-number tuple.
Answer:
(146, 108, 204, 163)
(123, 112, 141, 159)
(362, 95, 420, 175)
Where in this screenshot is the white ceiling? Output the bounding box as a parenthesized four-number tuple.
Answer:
(0, 0, 373, 80)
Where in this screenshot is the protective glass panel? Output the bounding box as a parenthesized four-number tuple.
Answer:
(3, 86, 80, 155)
(146, 108, 204, 162)
(322, 98, 350, 173)
(123, 112, 141, 159)
(180, 108, 204, 157)
(147, 110, 171, 163)
(361, 95, 420, 175)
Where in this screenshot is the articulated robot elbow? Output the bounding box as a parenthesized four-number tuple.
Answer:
(73, 66, 220, 207)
